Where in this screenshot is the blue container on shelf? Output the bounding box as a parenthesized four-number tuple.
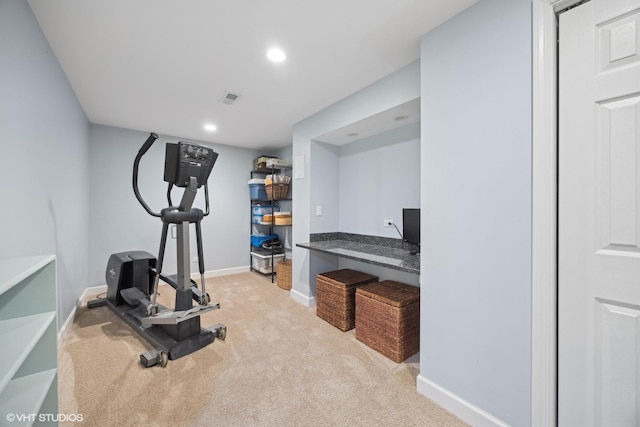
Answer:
(252, 205, 280, 215)
(251, 234, 279, 247)
(248, 179, 268, 200)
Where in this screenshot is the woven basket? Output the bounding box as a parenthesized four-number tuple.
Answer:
(316, 269, 378, 331)
(276, 259, 292, 290)
(355, 281, 420, 363)
(266, 183, 288, 200)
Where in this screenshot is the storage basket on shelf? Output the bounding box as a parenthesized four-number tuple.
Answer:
(266, 183, 289, 200)
(276, 258, 292, 290)
(355, 280, 420, 363)
(265, 174, 291, 200)
(316, 269, 378, 331)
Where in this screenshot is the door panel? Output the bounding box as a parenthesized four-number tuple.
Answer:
(597, 10, 640, 72)
(594, 300, 640, 426)
(596, 95, 640, 253)
(559, 0, 640, 425)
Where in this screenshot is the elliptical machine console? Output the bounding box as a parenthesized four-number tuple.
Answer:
(89, 132, 226, 367)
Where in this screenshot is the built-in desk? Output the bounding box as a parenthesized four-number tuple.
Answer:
(296, 233, 419, 275)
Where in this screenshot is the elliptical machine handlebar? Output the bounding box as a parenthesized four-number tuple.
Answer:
(133, 132, 162, 217)
(203, 183, 210, 216)
(139, 132, 159, 156)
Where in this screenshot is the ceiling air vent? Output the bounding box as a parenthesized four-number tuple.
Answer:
(220, 91, 240, 105)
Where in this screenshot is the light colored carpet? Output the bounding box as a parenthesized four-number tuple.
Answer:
(58, 272, 467, 427)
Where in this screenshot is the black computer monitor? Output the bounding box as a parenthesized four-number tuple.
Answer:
(403, 208, 420, 254)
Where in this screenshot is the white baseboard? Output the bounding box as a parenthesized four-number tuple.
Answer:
(416, 375, 508, 427)
(58, 308, 76, 344)
(191, 265, 250, 279)
(58, 284, 107, 344)
(290, 288, 316, 307)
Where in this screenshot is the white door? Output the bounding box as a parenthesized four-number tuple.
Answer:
(559, 0, 640, 425)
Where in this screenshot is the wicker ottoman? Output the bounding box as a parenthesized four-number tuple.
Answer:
(316, 269, 378, 331)
(355, 281, 420, 362)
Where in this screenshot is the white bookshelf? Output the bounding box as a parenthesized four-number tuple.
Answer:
(0, 256, 58, 426)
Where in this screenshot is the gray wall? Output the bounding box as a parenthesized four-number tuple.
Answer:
(309, 123, 421, 239)
(88, 124, 260, 285)
(310, 141, 340, 233)
(0, 0, 90, 327)
(334, 122, 421, 288)
(419, 0, 532, 425)
(338, 122, 420, 236)
(291, 61, 420, 306)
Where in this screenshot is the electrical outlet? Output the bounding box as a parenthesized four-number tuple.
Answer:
(192, 257, 198, 263)
(384, 219, 393, 227)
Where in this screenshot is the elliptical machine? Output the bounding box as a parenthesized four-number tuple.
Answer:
(89, 132, 226, 367)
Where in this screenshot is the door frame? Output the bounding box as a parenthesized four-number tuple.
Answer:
(532, 0, 586, 425)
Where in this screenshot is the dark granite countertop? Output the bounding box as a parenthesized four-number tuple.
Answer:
(296, 233, 420, 275)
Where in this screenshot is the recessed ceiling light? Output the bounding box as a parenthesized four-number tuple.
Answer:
(204, 123, 217, 132)
(266, 48, 286, 63)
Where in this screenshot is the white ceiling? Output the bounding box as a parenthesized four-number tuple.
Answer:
(27, 0, 477, 151)
(314, 98, 420, 145)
